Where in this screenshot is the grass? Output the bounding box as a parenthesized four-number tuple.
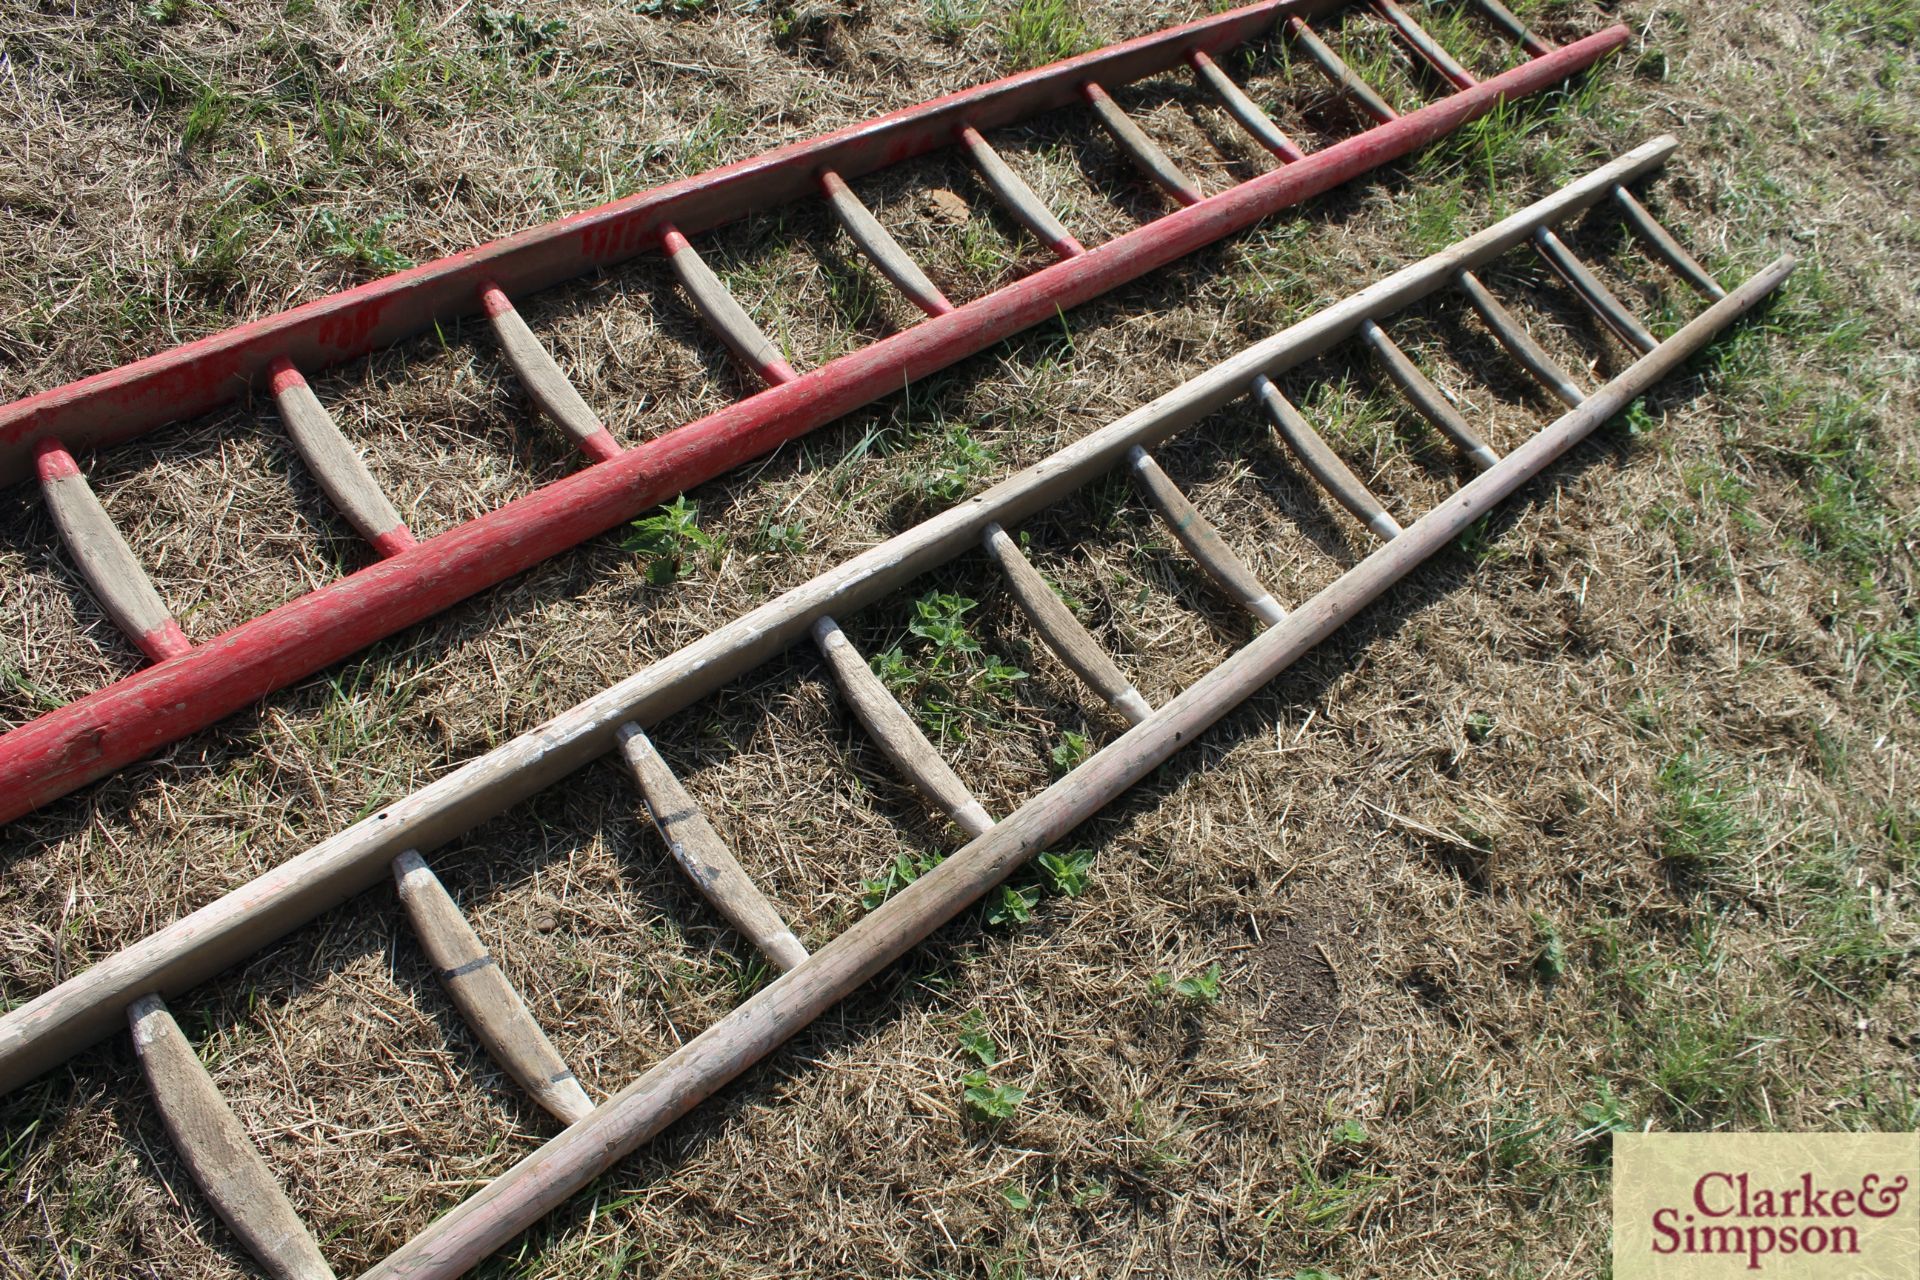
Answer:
(0, 0, 1916, 1277)
(1000, 0, 1089, 69)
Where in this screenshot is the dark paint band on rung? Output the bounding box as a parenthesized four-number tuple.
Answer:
(439, 955, 498, 982)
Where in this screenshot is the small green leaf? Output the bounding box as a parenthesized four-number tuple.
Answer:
(986, 884, 1039, 926)
(1173, 962, 1223, 1004)
(956, 1010, 998, 1067)
(1000, 1182, 1032, 1211)
(1037, 848, 1094, 897)
(962, 1070, 1026, 1121)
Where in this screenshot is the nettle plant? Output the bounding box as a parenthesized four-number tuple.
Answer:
(870, 590, 1026, 739)
(624, 495, 728, 584)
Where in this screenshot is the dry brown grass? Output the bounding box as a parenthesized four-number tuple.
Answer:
(0, 0, 1915, 1276)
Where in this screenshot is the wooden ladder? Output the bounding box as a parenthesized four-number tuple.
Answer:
(0, 140, 1792, 1279)
(0, 0, 1634, 825)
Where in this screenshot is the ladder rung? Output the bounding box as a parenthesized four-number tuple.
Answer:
(126, 995, 337, 1280)
(267, 359, 417, 557)
(1469, 0, 1554, 57)
(819, 169, 956, 318)
(1533, 226, 1659, 354)
(34, 439, 192, 663)
(957, 125, 1086, 260)
(1286, 16, 1399, 123)
(1252, 375, 1401, 541)
(1188, 49, 1306, 162)
(479, 284, 623, 463)
(1613, 186, 1727, 300)
(661, 224, 800, 386)
(1359, 320, 1501, 470)
(392, 851, 595, 1125)
(1127, 446, 1285, 625)
(981, 523, 1152, 724)
(614, 724, 810, 972)
(811, 616, 996, 839)
(1082, 82, 1203, 206)
(1454, 269, 1587, 408)
(1372, 0, 1477, 89)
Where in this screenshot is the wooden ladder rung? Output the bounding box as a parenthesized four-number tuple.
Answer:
(615, 724, 810, 972)
(267, 359, 417, 557)
(661, 224, 799, 386)
(957, 125, 1086, 261)
(1286, 16, 1399, 123)
(1252, 375, 1402, 541)
(1372, 0, 1478, 90)
(1454, 269, 1587, 408)
(819, 169, 955, 318)
(1533, 226, 1659, 354)
(392, 851, 595, 1125)
(811, 616, 996, 839)
(127, 995, 337, 1280)
(981, 523, 1152, 725)
(1358, 319, 1501, 471)
(1127, 446, 1286, 625)
(1469, 0, 1554, 57)
(1187, 49, 1306, 163)
(34, 439, 192, 663)
(479, 284, 623, 463)
(1613, 186, 1727, 300)
(1082, 82, 1203, 206)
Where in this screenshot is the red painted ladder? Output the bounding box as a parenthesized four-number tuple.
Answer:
(0, 140, 1792, 1278)
(0, 0, 1629, 824)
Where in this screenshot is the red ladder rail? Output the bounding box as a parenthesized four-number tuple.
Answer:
(0, 11, 1627, 825)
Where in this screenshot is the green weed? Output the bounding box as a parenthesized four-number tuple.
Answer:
(987, 884, 1040, 926)
(870, 591, 1026, 740)
(962, 1070, 1026, 1121)
(1048, 729, 1090, 774)
(313, 210, 413, 274)
(956, 1010, 998, 1066)
(915, 421, 996, 505)
(475, 6, 568, 70)
(1036, 848, 1093, 896)
(926, 0, 987, 40)
(860, 850, 944, 910)
(1149, 962, 1223, 1005)
(624, 495, 728, 584)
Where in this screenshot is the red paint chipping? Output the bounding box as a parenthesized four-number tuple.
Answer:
(371, 527, 419, 558)
(33, 438, 80, 481)
(137, 621, 194, 664)
(580, 428, 625, 463)
(267, 356, 306, 397)
(478, 283, 515, 319)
